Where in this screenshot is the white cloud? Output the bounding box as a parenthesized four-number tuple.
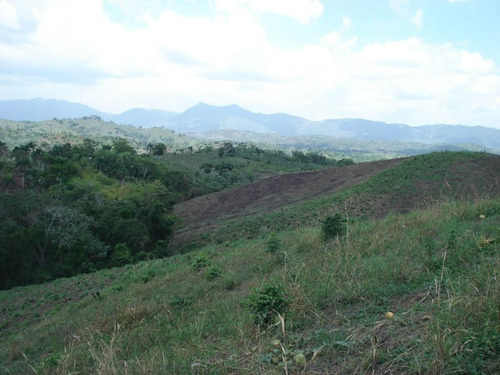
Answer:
(412, 9, 423, 29)
(0, 0, 19, 29)
(342, 16, 351, 30)
(0, 0, 499, 128)
(214, 0, 323, 25)
(389, 0, 411, 15)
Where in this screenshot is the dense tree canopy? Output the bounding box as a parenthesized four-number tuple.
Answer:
(0, 138, 176, 288)
(0, 137, 353, 289)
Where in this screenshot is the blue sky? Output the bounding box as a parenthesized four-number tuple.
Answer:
(0, 0, 499, 128)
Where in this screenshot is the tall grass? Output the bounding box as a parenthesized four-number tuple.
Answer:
(1, 198, 499, 374)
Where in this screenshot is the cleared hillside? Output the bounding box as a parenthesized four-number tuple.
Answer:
(173, 152, 500, 246)
(174, 158, 403, 242)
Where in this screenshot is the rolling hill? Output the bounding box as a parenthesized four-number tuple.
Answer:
(1, 151, 499, 374)
(1, 98, 499, 150)
(173, 152, 500, 247)
(1, 117, 489, 163)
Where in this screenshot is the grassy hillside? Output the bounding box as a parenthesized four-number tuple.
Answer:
(1, 198, 498, 374)
(174, 152, 500, 248)
(0, 134, 356, 289)
(1, 152, 499, 374)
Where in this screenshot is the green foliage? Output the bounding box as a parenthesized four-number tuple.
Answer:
(266, 232, 281, 253)
(321, 213, 346, 241)
(147, 142, 167, 156)
(111, 138, 136, 154)
(169, 294, 193, 308)
(0, 137, 179, 289)
(191, 253, 210, 270)
(110, 243, 133, 267)
(0, 198, 499, 374)
(165, 142, 354, 198)
(141, 270, 156, 283)
(205, 265, 223, 280)
(248, 282, 288, 325)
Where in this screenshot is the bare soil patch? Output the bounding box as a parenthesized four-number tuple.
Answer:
(173, 158, 404, 242)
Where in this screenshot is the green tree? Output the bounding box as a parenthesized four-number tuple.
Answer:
(110, 243, 133, 267)
(153, 142, 167, 156)
(112, 138, 136, 154)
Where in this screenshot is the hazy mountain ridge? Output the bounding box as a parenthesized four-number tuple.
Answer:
(1, 98, 499, 150)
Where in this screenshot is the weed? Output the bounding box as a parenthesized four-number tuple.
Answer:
(191, 253, 211, 270)
(205, 265, 223, 280)
(266, 232, 281, 253)
(248, 282, 288, 325)
(141, 270, 155, 283)
(321, 213, 346, 241)
(169, 295, 193, 308)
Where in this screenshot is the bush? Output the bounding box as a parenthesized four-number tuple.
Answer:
(266, 232, 281, 253)
(135, 251, 155, 262)
(191, 253, 211, 270)
(205, 265, 223, 280)
(248, 283, 287, 325)
(321, 213, 346, 241)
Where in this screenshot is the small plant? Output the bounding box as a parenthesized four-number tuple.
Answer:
(266, 232, 282, 253)
(321, 213, 346, 241)
(248, 282, 287, 325)
(135, 251, 155, 262)
(169, 295, 193, 308)
(141, 270, 155, 283)
(447, 229, 457, 250)
(205, 265, 223, 280)
(191, 253, 211, 270)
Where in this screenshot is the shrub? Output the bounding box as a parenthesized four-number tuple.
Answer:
(135, 251, 155, 262)
(248, 283, 287, 325)
(205, 265, 223, 280)
(321, 213, 346, 241)
(266, 232, 281, 253)
(191, 253, 210, 270)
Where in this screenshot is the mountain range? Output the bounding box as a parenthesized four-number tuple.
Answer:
(1, 98, 499, 150)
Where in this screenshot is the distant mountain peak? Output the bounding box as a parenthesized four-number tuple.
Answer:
(0, 98, 499, 150)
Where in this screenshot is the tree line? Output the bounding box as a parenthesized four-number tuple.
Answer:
(0, 138, 353, 289)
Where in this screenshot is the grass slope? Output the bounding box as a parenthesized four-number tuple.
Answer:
(0, 152, 499, 374)
(174, 152, 500, 248)
(1, 198, 499, 374)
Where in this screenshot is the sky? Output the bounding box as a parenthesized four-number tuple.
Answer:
(0, 0, 499, 128)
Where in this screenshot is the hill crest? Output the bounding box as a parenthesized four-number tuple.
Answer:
(1, 98, 499, 150)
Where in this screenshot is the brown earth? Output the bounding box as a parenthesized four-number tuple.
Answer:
(173, 158, 405, 244)
(173, 155, 500, 247)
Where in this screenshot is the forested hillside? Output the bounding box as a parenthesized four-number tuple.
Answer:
(1, 117, 492, 164)
(0, 136, 349, 289)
